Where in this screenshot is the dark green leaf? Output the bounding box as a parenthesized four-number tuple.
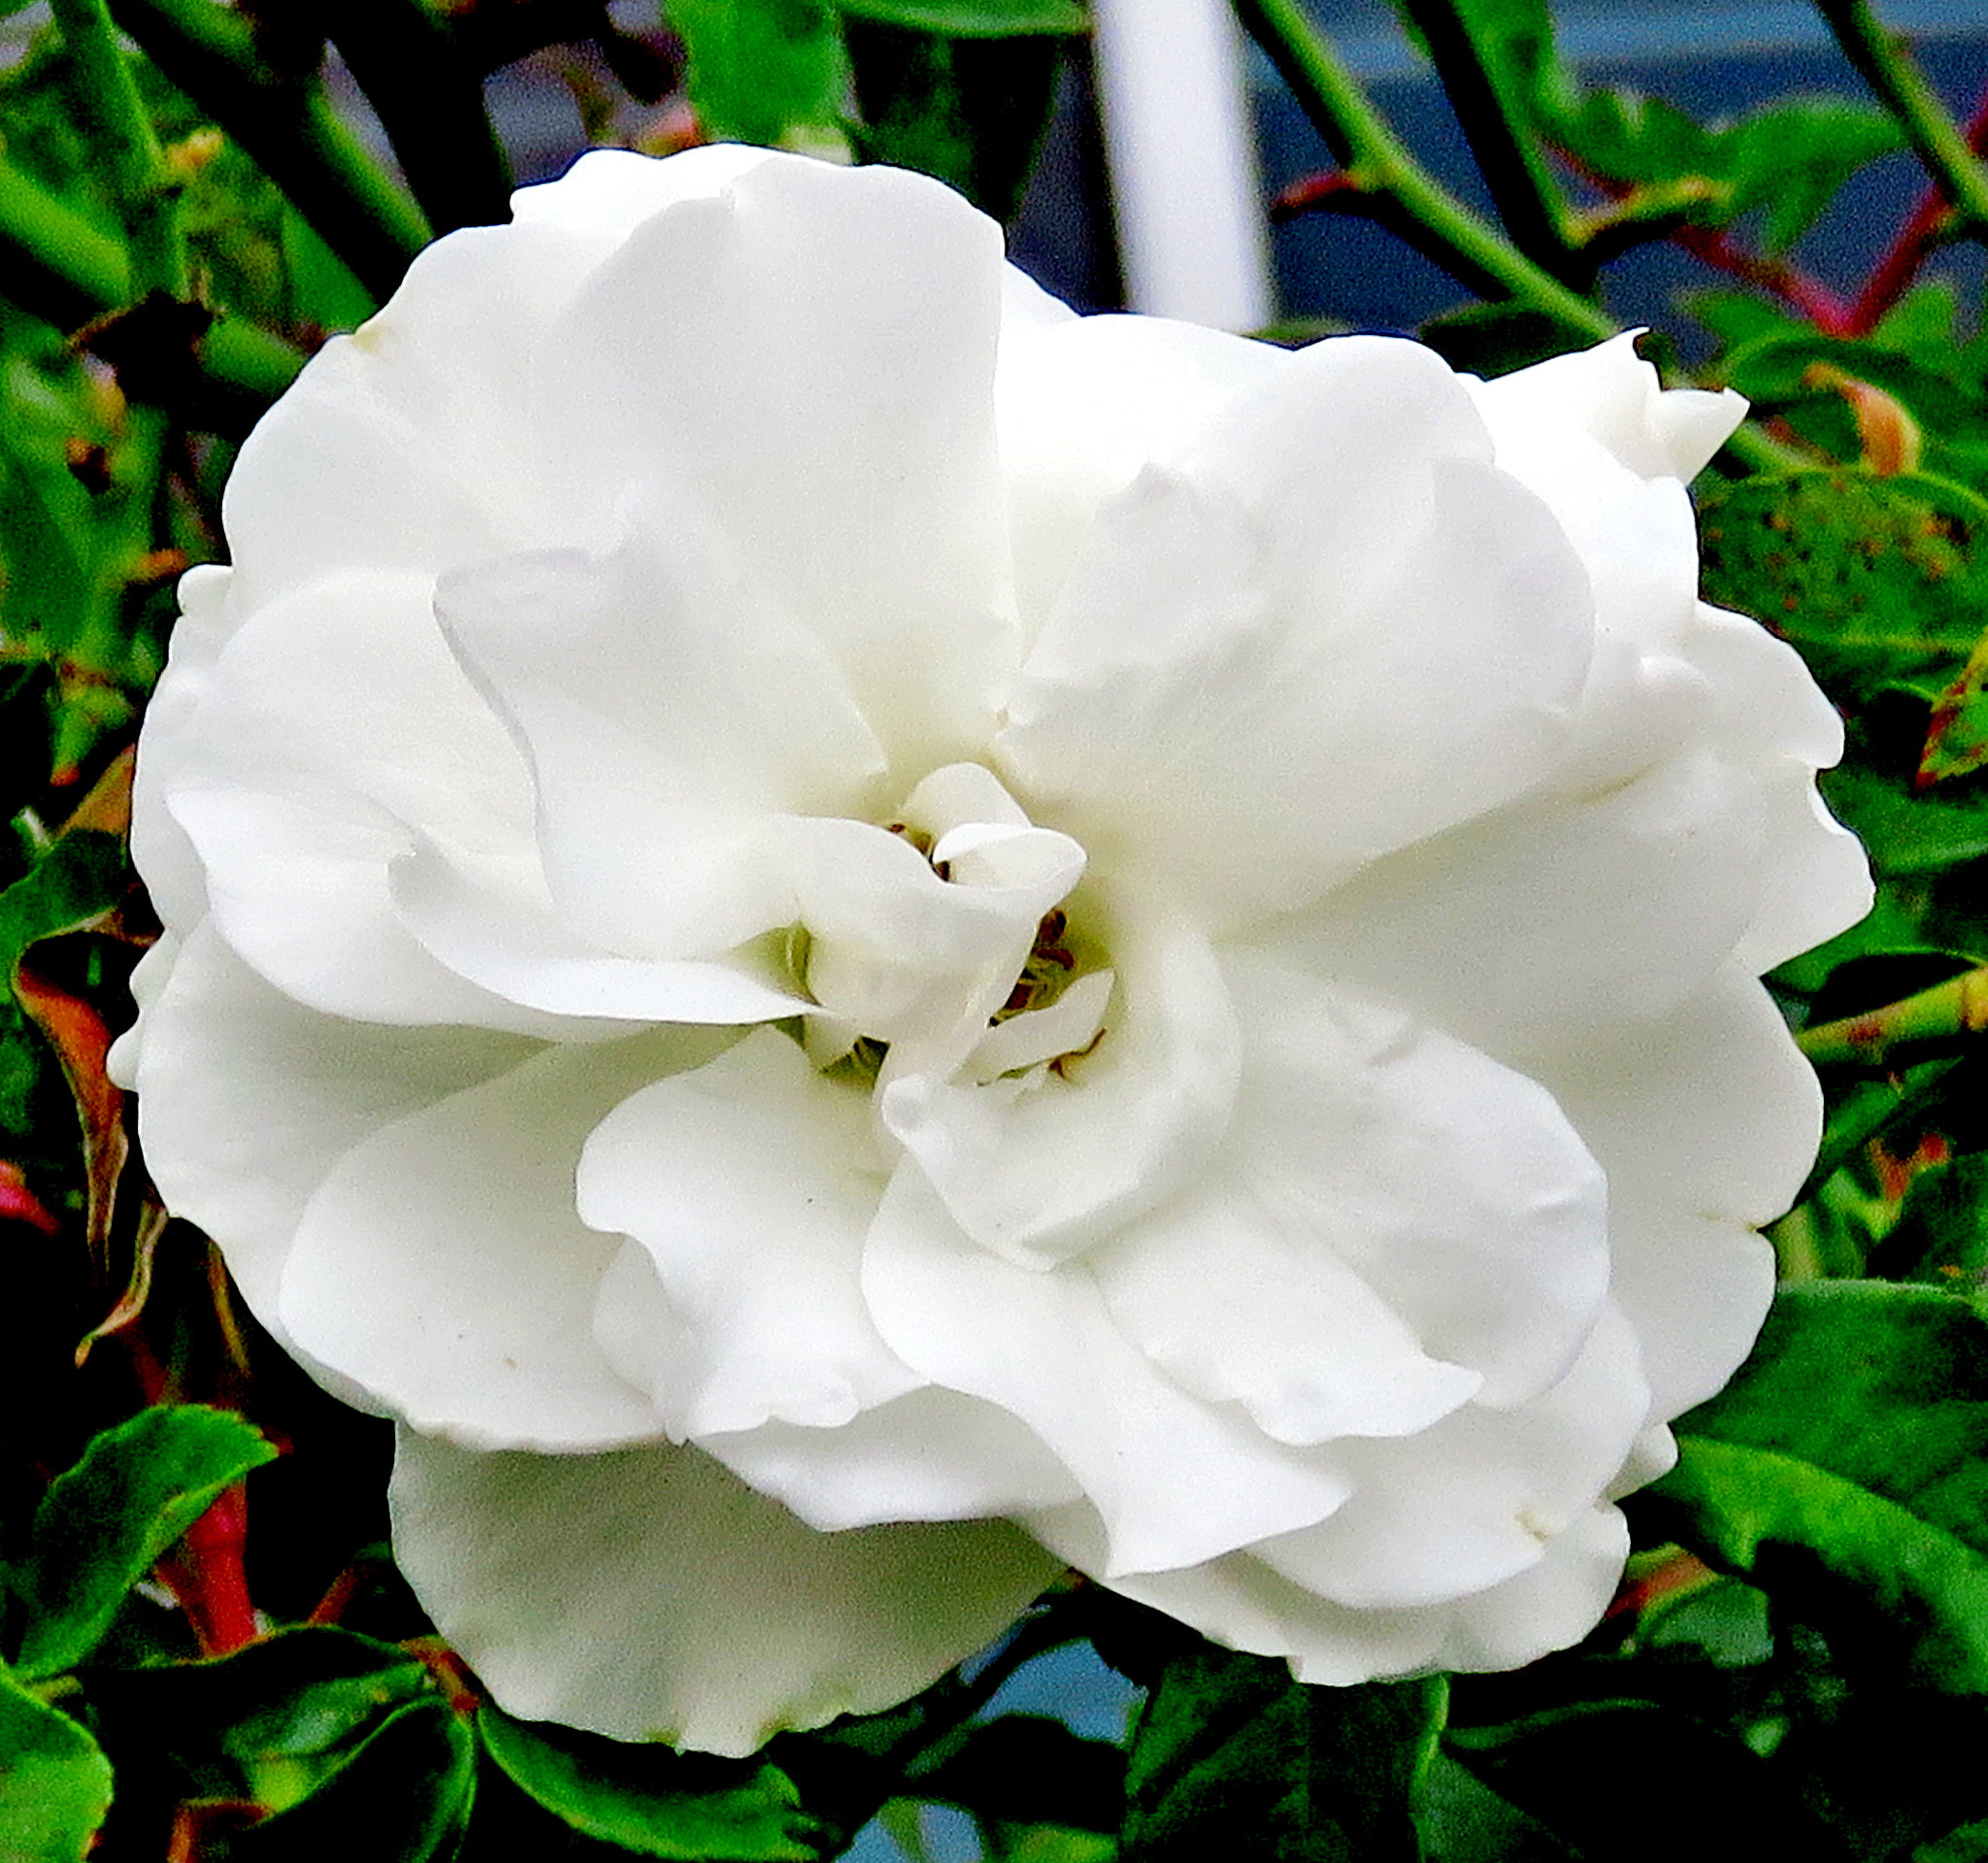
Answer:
(1418, 1752, 1577, 1862)
(1872, 1154, 1988, 1292)
(480, 1707, 817, 1860)
(837, 0, 1085, 32)
(846, 19, 1062, 218)
(1640, 1281, 1988, 1694)
(0, 1664, 114, 1863)
(12, 1405, 276, 1678)
(1120, 1644, 1443, 1861)
(1698, 471, 1988, 712)
(220, 1698, 476, 1863)
(913, 1714, 1126, 1833)
(667, 0, 849, 150)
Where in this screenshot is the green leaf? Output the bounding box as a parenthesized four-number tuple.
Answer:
(222, 1698, 476, 1863)
(1120, 1645, 1444, 1861)
(1698, 471, 1988, 713)
(845, 19, 1063, 218)
(913, 1714, 1126, 1833)
(666, 0, 850, 151)
(12, 1405, 276, 1678)
(1873, 1153, 1988, 1292)
(1418, 1752, 1577, 1861)
(1640, 1281, 1988, 1694)
(0, 1664, 114, 1863)
(480, 1707, 817, 1860)
(836, 0, 1085, 32)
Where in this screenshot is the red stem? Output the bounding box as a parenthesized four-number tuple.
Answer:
(1269, 168, 1364, 222)
(156, 1482, 260, 1656)
(1845, 81, 1988, 338)
(1671, 222, 1856, 334)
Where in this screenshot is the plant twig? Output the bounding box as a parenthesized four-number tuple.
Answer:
(1845, 79, 1988, 335)
(1799, 964, 1988, 1069)
(1816, 0, 1988, 240)
(105, 0, 430, 303)
(1234, 0, 1611, 341)
(1395, 0, 1584, 287)
(324, 0, 513, 236)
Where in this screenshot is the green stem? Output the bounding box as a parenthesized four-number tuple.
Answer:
(324, 0, 513, 236)
(1815, 0, 1988, 238)
(0, 152, 303, 429)
(105, 0, 430, 304)
(1232, 0, 1611, 341)
(1799, 964, 1988, 1069)
(48, 0, 187, 297)
(1395, 0, 1583, 287)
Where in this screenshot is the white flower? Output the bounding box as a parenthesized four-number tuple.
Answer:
(118, 145, 1871, 1756)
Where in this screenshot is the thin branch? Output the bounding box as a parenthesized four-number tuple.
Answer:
(1234, 0, 1611, 341)
(1799, 963, 1988, 1070)
(1395, 0, 1584, 287)
(1671, 221, 1856, 334)
(324, 0, 513, 236)
(1845, 79, 1988, 335)
(105, 0, 430, 304)
(1815, 0, 1988, 239)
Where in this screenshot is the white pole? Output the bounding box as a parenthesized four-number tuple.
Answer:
(1089, 0, 1275, 332)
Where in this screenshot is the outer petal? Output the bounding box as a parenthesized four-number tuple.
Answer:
(1282, 745, 1766, 1041)
(530, 154, 1019, 777)
(863, 1168, 1351, 1578)
(389, 1428, 1064, 1755)
(994, 312, 1284, 632)
(130, 920, 534, 1358)
(1038, 1499, 1628, 1687)
(509, 143, 776, 241)
(1472, 331, 1744, 485)
(279, 1031, 728, 1451)
(161, 568, 562, 1031)
(434, 490, 888, 964)
(575, 1029, 916, 1443)
(1215, 953, 1610, 1409)
(1000, 338, 1594, 927)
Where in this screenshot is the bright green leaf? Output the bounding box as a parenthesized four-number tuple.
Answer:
(836, 0, 1085, 33)
(666, 0, 850, 151)
(1640, 1281, 1988, 1694)
(0, 1664, 114, 1863)
(480, 1706, 817, 1860)
(12, 1405, 276, 1679)
(1120, 1646, 1444, 1861)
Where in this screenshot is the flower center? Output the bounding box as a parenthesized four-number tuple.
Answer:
(792, 764, 1111, 1091)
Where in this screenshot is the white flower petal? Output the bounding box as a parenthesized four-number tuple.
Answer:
(389, 836, 810, 1026)
(1473, 331, 1744, 484)
(1249, 1306, 1647, 1610)
(530, 154, 1019, 773)
(510, 143, 777, 241)
(389, 1426, 1065, 1755)
(863, 1167, 1351, 1577)
(162, 568, 560, 1030)
(280, 1032, 726, 1450)
(994, 311, 1284, 630)
(434, 494, 887, 964)
(879, 904, 1240, 1269)
(1219, 953, 1611, 1408)
(1287, 746, 1766, 1040)
(1090, 1179, 1480, 1448)
(131, 921, 532, 1381)
(575, 1029, 916, 1442)
(1001, 338, 1595, 925)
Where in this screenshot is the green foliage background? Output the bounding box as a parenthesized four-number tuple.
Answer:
(8, 0, 1988, 1857)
